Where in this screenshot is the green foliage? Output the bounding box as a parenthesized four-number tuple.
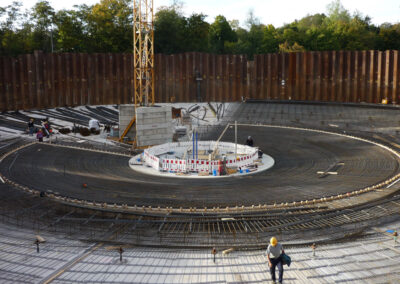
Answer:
(208, 15, 237, 54)
(0, 0, 399, 57)
(184, 13, 210, 52)
(154, 6, 186, 54)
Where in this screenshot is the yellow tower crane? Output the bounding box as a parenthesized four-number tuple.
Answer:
(119, 0, 155, 143)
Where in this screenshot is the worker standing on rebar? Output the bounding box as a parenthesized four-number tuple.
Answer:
(245, 136, 254, 147)
(27, 118, 35, 136)
(267, 237, 284, 284)
(36, 129, 44, 142)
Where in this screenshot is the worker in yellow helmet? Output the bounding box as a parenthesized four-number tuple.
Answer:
(266, 237, 284, 284)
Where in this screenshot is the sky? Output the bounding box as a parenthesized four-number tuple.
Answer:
(2, 0, 399, 28)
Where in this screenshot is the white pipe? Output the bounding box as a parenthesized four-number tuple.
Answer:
(235, 121, 237, 160)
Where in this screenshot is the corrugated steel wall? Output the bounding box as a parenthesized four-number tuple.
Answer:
(1, 50, 399, 111)
(251, 51, 400, 104)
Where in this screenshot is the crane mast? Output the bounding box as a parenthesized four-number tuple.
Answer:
(133, 0, 155, 106)
(119, 0, 155, 144)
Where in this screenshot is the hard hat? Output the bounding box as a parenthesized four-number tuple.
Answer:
(248, 136, 251, 139)
(270, 237, 277, 246)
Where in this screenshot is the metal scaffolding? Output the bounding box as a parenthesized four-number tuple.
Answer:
(133, 0, 155, 107)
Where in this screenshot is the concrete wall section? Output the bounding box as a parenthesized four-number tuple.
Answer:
(136, 106, 173, 147)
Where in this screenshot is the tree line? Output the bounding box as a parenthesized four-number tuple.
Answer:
(1, 0, 399, 58)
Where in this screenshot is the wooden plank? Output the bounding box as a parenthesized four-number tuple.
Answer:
(18, 55, 28, 109)
(225, 54, 231, 102)
(171, 54, 176, 102)
(10, 57, 19, 110)
(337, 50, 345, 102)
(100, 53, 107, 105)
(232, 54, 238, 101)
(196, 52, 201, 102)
(303, 52, 309, 100)
(288, 52, 296, 100)
(376, 50, 383, 103)
(294, 52, 301, 101)
(308, 51, 315, 101)
(48, 54, 56, 108)
(0, 57, 5, 111)
(276, 53, 282, 100)
(34, 51, 45, 108)
(177, 53, 184, 102)
(65, 53, 73, 106)
(41, 53, 49, 108)
(104, 53, 111, 105)
(306, 52, 312, 101)
(367, 50, 375, 103)
(331, 51, 337, 102)
(384, 50, 391, 103)
(42, 53, 49, 108)
(87, 54, 94, 105)
(180, 52, 185, 102)
(271, 53, 278, 99)
(315, 51, 322, 101)
(122, 53, 129, 104)
(77, 53, 84, 106)
(129, 53, 135, 104)
(154, 54, 160, 103)
(393, 50, 399, 104)
(106, 53, 113, 105)
(203, 53, 210, 102)
(255, 54, 260, 100)
(217, 55, 223, 102)
(247, 59, 254, 100)
(241, 55, 247, 101)
(93, 53, 100, 105)
(27, 54, 36, 109)
(165, 55, 172, 102)
(343, 51, 350, 102)
(113, 53, 119, 105)
(200, 53, 206, 102)
(208, 54, 215, 102)
(236, 54, 242, 101)
(258, 54, 265, 100)
(322, 51, 330, 101)
(353, 51, 360, 102)
(281, 53, 288, 100)
(42, 53, 50, 108)
(266, 53, 272, 100)
(162, 53, 167, 103)
(55, 53, 63, 107)
(347, 51, 354, 102)
(163, 54, 168, 102)
(360, 51, 367, 103)
(80, 53, 88, 105)
(71, 53, 78, 106)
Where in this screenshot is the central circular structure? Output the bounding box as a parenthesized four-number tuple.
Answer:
(129, 141, 275, 178)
